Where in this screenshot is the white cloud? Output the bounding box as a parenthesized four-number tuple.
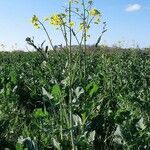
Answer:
(125, 4, 142, 12)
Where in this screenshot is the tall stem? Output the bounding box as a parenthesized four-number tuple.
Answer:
(38, 20, 56, 53)
(68, 2, 75, 150)
(82, 0, 87, 78)
(60, 25, 68, 48)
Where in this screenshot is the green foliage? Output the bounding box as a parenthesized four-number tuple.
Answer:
(86, 81, 99, 97)
(0, 49, 150, 149)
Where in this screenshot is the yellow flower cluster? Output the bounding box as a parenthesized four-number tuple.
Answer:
(50, 14, 63, 26)
(89, 9, 100, 16)
(31, 15, 40, 28)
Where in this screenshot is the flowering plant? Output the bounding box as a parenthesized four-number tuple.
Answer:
(30, 0, 106, 51)
(26, 1, 107, 149)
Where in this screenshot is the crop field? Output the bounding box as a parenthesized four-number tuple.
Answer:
(0, 48, 150, 150)
(0, 0, 150, 149)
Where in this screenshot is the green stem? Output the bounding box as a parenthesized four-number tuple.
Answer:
(60, 104, 63, 140)
(82, 0, 87, 77)
(38, 20, 56, 53)
(68, 2, 75, 150)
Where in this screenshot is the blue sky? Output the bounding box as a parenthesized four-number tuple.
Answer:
(0, 0, 150, 50)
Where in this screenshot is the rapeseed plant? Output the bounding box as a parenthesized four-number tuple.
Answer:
(29, 1, 107, 149)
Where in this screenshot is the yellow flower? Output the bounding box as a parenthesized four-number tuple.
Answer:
(31, 15, 39, 24)
(69, 21, 75, 27)
(50, 14, 63, 26)
(34, 23, 40, 29)
(31, 15, 40, 28)
(89, 9, 100, 16)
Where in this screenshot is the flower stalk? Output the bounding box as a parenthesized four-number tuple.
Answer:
(68, 1, 76, 150)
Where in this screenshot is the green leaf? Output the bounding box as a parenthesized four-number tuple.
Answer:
(86, 82, 93, 91)
(33, 108, 48, 118)
(73, 114, 82, 126)
(42, 87, 53, 100)
(88, 130, 95, 142)
(74, 87, 84, 98)
(16, 143, 23, 150)
(53, 138, 61, 150)
(52, 84, 61, 99)
(89, 84, 98, 97)
(86, 82, 99, 97)
(10, 70, 17, 84)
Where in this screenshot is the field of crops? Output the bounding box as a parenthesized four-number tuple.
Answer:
(0, 48, 149, 150)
